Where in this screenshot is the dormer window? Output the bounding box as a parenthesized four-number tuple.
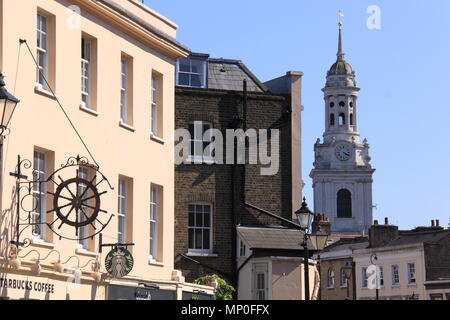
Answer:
(176, 57, 207, 88)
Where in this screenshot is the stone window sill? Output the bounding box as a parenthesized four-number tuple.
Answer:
(34, 84, 57, 99)
(148, 259, 165, 267)
(150, 134, 166, 144)
(119, 121, 136, 132)
(31, 238, 56, 249)
(79, 104, 99, 117)
(186, 252, 218, 258)
(76, 247, 99, 257)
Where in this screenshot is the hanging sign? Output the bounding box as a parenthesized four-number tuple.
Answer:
(105, 247, 134, 278)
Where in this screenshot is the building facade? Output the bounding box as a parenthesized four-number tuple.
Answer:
(174, 53, 307, 297)
(311, 23, 375, 235)
(316, 237, 368, 300)
(354, 219, 450, 300)
(0, 0, 213, 300)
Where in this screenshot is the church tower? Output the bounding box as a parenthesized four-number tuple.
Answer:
(310, 21, 375, 234)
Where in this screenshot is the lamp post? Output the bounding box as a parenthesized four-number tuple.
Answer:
(0, 73, 20, 134)
(295, 197, 329, 301)
(342, 262, 353, 300)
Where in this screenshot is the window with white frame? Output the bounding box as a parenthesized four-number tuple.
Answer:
(188, 203, 212, 253)
(120, 57, 129, 123)
(391, 265, 400, 285)
(188, 121, 213, 162)
(177, 58, 207, 88)
(81, 37, 91, 108)
(340, 268, 348, 287)
(407, 263, 416, 284)
(239, 240, 246, 257)
(253, 263, 268, 300)
(149, 184, 160, 261)
(151, 73, 162, 137)
(379, 266, 384, 287)
(327, 268, 335, 288)
(117, 178, 128, 243)
(77, 167, 91, 249)
(362, 267, 368, 288)
(36, 13, 49, 89)
(32, 151, 47, 240)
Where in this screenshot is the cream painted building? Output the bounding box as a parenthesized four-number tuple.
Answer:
(354, 220, 450, 300)
(0, 0, 214, 300)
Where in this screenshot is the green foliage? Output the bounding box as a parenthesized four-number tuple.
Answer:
(194, 274, 235, 300)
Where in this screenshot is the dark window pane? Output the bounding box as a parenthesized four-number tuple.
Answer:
(337, 189, 352, 218)
(195, 229, 202, 249)
(188, 228, 194, 249)
(188, 211, 195, 227)
(190, 60, 203, 73)
(195, 212, 203, 227)
(204, 212, 210, 227)
(179, 59, 190, 72)
(178, 73, 190, 86)
(203, 230, 210, 249)
(190, 74, 201, 87)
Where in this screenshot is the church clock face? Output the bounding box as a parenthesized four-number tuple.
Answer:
(335, 143, 352, 161)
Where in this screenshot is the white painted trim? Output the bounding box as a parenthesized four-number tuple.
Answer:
(119, 121, 136, 132)
(79, 104, 99, 116)
(150, 134, 165, 144)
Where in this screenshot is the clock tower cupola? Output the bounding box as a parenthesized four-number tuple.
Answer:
(310, 19, 375, 234)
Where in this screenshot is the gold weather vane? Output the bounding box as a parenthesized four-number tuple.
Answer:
(338, 10, 344, 27)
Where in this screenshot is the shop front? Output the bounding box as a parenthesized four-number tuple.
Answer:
(0, 266, 106, 300)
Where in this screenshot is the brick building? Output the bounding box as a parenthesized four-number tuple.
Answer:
(174, 53, 306, 297)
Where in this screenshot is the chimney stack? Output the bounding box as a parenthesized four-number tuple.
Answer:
(385, 217, 389, 225)
(311, 214, 331, 235)
(431, 220, 435, 227)
(436, 219, 440, 227)
(369, 220, 399, 248)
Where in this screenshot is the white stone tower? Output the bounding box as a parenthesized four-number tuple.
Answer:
(310, 21, 375, 234)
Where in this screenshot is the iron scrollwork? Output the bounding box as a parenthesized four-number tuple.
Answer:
(10, 154, 114, 247)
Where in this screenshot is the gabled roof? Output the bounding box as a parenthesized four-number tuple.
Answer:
(237, 226, 317, 251)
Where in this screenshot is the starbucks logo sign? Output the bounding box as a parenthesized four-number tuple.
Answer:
(105, 247, 134, 278)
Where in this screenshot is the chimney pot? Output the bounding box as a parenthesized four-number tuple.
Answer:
(385, 217, 389, 225)
(436, 219, 440, 227)
(374, 220, 379, 225)
(431, 220, 435, 227)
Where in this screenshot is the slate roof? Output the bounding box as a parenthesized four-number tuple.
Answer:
(207, 58, 267, 92)
(237, 226, 318, 251)
(389, 229, 450, 247)
(322, 237, 369, 253)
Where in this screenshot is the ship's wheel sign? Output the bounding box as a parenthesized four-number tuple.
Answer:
(105, 247, 134, 278)
(45, 156, 114, 241)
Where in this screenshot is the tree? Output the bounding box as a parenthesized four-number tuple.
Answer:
(194, 274, 235, 300)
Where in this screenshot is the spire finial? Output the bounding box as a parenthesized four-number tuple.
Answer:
(337, 10, 345, 61)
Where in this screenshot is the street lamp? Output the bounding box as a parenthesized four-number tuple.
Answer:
(0, 73, 20, 134)
(342, 262, 353, 300)
(295, 197, 329, 301)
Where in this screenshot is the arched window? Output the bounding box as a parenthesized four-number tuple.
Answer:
(350, 114, 354, 126)
(330, 114, 335, 126)
(339, 101, 345, 107)
(337, 189, 352, 218)
(327, 268, 335, 288)
(330, 102, 335, 108)
(339, 113, 345, 126)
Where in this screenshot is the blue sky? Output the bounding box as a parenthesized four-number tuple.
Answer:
(146, 0, 450, 229)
